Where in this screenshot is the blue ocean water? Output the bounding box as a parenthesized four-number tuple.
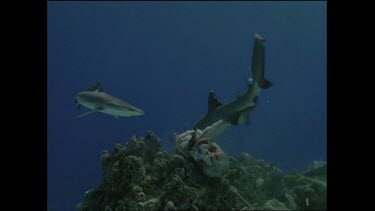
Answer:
(47, 2, 326, 210)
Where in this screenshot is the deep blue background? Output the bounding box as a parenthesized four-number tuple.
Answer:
(48, 2, 326, 210)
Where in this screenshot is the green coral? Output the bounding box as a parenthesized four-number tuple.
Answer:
(77, 132, 326, 210)
(284, 170, 327, 210)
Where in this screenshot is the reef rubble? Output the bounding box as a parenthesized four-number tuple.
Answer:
(76, 131, 326, 210)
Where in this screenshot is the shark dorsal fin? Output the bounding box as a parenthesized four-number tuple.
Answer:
(85, 82, 104, 92)
(208, 90, 223, 113)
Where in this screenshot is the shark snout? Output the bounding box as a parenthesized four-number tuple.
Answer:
(135, 109, 145, 115)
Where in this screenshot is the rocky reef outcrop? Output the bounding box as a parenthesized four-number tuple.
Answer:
(174, 124, 229, 178)
(76, 131, 327, 210)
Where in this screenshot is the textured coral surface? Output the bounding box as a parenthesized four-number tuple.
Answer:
(77, 132, 326, 211)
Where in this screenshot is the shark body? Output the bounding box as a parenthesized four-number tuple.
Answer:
(302, 162, 327, 189)
(75, 82, 144, 119)
(193, 33, 272, 133)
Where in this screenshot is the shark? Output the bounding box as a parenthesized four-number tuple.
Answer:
(299, 161, 327, 189)
(193, 33, 272, 135)
(75, 82, 144, 119)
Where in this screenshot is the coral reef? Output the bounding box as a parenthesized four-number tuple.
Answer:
(77, 131, 326, 210)
(174, 122, 229, 178)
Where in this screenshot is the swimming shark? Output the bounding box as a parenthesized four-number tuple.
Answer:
(75, 82, 144, 119)
(302, 161, 327, 189)
(193, 33, 272, 134)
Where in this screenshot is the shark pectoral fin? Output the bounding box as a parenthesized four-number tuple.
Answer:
(260, 79, 272, 89)
(230, 106, 255, 125)
(113, 115, 119, 120)
(240, 106, 256, 125)
(239, 112, 250, 125)
(75, 109, 99, 119)
(208, 90, 223, 113)
(228, 112, 242, 125)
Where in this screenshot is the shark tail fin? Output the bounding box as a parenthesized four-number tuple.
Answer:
(260, 79, 272, 89)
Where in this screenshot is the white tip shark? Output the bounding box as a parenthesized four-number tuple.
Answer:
(75, 82, 144, 119)
(193, 33, 272, 134)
